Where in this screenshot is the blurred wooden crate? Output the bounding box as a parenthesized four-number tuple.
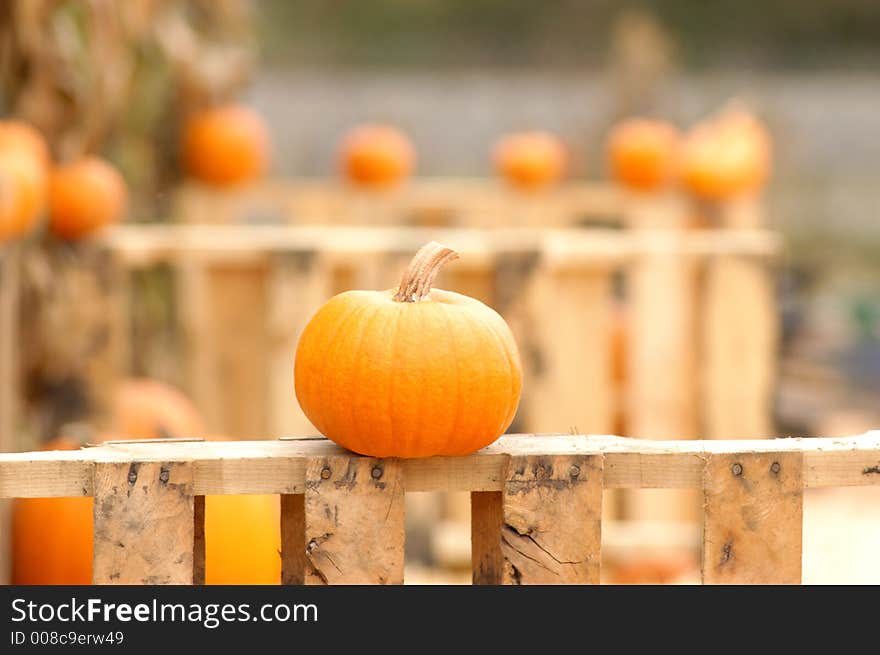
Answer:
(173, 178, 625, 229)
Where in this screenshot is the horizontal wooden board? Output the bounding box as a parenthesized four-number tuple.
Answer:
(103, 225, 782, 270)
(0, 432, 877, 498)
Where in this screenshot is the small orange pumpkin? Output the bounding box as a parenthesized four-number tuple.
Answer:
(12, 420, 281, 584)
(113, 378, 205, 439)
(339, 124, 415, 188)
(295, 242, 522, 458)
(49, 156, 127, 239)
(0, 120, 50, 240)
(680, 108, 771, 201)
(607, 119, 680, 191)
(182, 105, 270, 187)
(0, 146, 48, 240)
(0, 120, 51, 168)
(493, 131, 567, 190)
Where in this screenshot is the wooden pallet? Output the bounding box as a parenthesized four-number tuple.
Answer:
(173, 179, 626, 229)
(1, 432, 877, 584)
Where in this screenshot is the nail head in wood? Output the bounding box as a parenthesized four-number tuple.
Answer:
(371, 465, 383, 480)
(770, 461, 781, 475)
(731, 462, 743, 477)
(320, 466, 331, 480)
(569, 465, 581, 478)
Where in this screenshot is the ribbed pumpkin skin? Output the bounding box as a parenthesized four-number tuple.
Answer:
(295, 288, 522, 458)
(607, 119, 680, 191)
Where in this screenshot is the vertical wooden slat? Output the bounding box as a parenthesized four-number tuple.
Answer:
(0, 246, 18, 584)
(193, 495, 206, 585)
(625, 194, 699, 522)
(180, 261, 270, 438)
(471, 454, 604, 585)
(93, 461, 197, 585)
(525, 258, 614, 435)
(304, 456, 405, 585)
(701, 451, 803, 584)
(267, 251, 331, 436)
(471, 491, 504, 584)
(703, 196, 776, 440)
(280, 493, 306, 585)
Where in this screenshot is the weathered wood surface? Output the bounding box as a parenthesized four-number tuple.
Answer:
(1, 433, 877, 498)
(92, 460, 196, 584)
(472, 454, 603, 584)
(303, 456, 404, 584)
(702, 452, 804, 584)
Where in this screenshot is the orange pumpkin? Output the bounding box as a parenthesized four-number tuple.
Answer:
(113, 378, 205, 439)
(12, 396, 281, 585)
(0, 120, 51, 168)
(182, 105, 270, 187)
(11, 436, 94, 585)
(295, 241, 523, 458)
(49, 156, 127, 239)
(607, 119, 680, 191)
(339, 124, 415, 188)
(0, 145, 48, 240)
(680, 108, 771, 201)
(493, 131, 567, 190)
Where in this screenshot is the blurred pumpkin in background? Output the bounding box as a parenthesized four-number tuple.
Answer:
(48, 156, 128, 239)
(607, 119, 680, 191)
(0, 120, 50, 240)
(113, 378, 205, 439)
(680, 107, 772, 201)
(493, 131, 567, 190)
(182, 105, 270, 187)
(11, 436, 94, 585)
(12, 381, 281, 585)
(339, 124, 415, 188)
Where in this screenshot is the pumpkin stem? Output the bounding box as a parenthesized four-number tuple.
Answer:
(393, 241, 460, 302)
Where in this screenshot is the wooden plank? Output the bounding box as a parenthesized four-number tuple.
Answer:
(193, 495, 205, 585)
(525, 261, 614, 435)
(92, 461, 197, 584)
(266, 252, 331, 437)
(280, 494, 306, 585)
(472, 454, 603, 584)
(181, 262, 270, 438)
(104, 224, 782, 267)
(0, 433, 878, 498)
(702, 451, 803, 584)
(303, 456, 404, 584)
(0, 247, 19, 584)
(624, 195, 700, 523)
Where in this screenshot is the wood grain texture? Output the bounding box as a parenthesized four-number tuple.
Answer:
(0, 433, 877, 498)
(93, 461, 196, 585)
(304, 456, 404, 585)
(472, 454, 603, 584)
(702, 452, 803, 584)
(281, 493, 306, 585)
(471, 491, 504, 584)
(193, 495, 205, 585)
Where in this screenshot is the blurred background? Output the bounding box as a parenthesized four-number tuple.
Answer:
(0, 1, 878, 585)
